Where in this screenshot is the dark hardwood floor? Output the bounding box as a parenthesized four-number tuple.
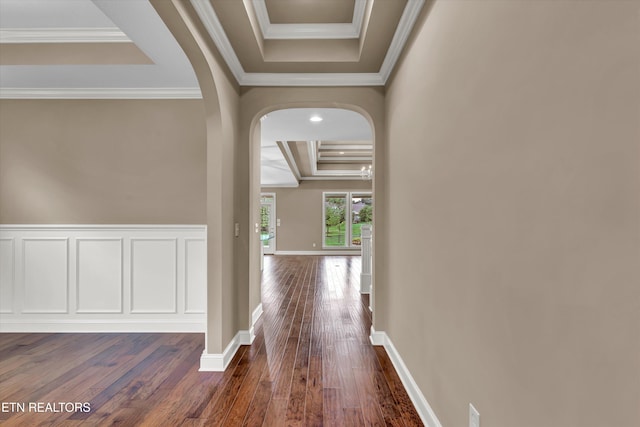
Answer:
(0, 255, 422, 426)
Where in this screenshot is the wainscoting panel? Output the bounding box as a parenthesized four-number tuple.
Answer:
(131, 239, 177, 314)
(0, 225, 206, 332)
(185, 239, 206, 314)
(0, 238, 14, 314)
(76, 238, 123, 313)
(23, 238, 69, 314)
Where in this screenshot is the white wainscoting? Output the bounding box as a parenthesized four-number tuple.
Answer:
(0, 225, 206, 332)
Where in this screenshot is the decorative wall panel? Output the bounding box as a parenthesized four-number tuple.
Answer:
(0, 238, 14, 314)
(185, 239, 206, 314)
(0, 225, 206, 332)
(76, 238, 122, 313)
(23, 238, 68, 313)
(131, 239, 177, 313)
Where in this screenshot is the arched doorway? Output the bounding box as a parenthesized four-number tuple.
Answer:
(250, 106, 377, 318)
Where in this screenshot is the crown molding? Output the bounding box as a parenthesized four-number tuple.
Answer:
(300, 176, 367, 181)
(309, 140, 319, 175)
(251, 0, 366, 40)
(240, 72, 384, 87)
(0, 27, 130, 44)
(0, 87, 202, 99)
(260, 23, 359, 40)
(352, 0, 367, 38)
(306, 140, 366, 179)
(259, 182, 299, 188)
(191, 0, 425, 87)
(190, 0, 245, 76)
(277, 141, 302, 181)
(318, 157, 371, 162)
(379, 0, 425, 82)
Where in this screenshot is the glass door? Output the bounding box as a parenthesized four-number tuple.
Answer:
(260, 194, 276, 255)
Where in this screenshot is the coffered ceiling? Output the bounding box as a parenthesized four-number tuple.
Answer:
(260, 108, 373, 186)
(0, 0, 426, 185)
(192, 0, 425, 86)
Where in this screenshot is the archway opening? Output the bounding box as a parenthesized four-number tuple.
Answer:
(252, 106, 376, 310)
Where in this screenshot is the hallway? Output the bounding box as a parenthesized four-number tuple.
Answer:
(0, 255, 422, 426)
(256, 255, 422, 426)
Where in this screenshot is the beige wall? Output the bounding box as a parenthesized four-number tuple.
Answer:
(151, 0, 241, 353)
(0, 99, 206, 224)
(262, 180, 371, 252)
(384, 1, 640, 427)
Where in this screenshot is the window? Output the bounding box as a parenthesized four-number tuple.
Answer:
(323, 193, 347, 247)
(260, 193, 276, 254)
(351, 193, 373, 246)
(323, 192, 372, 248)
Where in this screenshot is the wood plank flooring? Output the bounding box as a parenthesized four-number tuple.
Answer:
(0, 255, 422, 426)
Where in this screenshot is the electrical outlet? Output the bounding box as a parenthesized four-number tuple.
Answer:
(469, 404, 480, 427)
(234, 223, 240, 237)
(312, 242, 316, 247)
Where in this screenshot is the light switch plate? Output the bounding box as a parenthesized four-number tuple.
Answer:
(469, 404, 480, 427)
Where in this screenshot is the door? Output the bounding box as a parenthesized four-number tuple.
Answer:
(260, 194, 276, 255)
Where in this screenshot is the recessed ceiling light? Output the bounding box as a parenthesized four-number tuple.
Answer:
(309, 115, 323, 123)
(339, 152, 345, 155)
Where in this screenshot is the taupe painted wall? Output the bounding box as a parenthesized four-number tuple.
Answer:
(151, 0, 242, 354)
(262, 180, 371, 252)
(384, 1, 640, 427)
(0, 99, 206, 224)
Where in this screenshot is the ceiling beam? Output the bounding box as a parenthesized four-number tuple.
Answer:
(250, 0, 366, 40)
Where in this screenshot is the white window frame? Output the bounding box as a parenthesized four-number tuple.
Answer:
(322, 191, 372, 249)
(350, 192, 373, 248)
(260, 192, 277, 254)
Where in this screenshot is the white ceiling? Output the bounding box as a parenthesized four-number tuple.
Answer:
(0, 0, 200, 97)
(261, 139, 299, 187)
(0, 0, 115, 28)
(261, 108, 371, 142)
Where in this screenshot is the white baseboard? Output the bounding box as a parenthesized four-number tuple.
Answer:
(207, 305, 263, 370)
(274, 250, 360, 256)
(360, 273, 371, 294)
(252, 303, 263, 326)
(0, 318, 205, 333)
(249, 303, 263, 342)
(199, 329, 252, 371)
(370, 327, 443, 427)
(237, 330, 252, 345)
(369, 327, 387, 345)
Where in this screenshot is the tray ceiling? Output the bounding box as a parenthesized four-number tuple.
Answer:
(192, 0, 425, 86)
